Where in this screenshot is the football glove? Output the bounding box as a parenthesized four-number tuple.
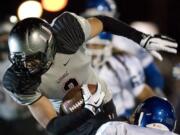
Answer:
(140, 35, 178, 61)
(81, 83, 105, 115)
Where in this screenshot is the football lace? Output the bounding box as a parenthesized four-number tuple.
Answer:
(69, 99, 83, 112)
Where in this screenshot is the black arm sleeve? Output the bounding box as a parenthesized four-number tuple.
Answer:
(46, 109, 93, 135)
(95, 15, 147, 44)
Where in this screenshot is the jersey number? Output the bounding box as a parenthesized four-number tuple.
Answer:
(64, 78, 79, 91)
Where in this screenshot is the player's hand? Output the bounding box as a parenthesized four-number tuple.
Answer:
(140, 35, 178, 61)
(81, 83, 105, 115)
(3, 64, 41, 95)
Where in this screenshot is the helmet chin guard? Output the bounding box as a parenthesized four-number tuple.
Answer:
(8, 17, 56, 75)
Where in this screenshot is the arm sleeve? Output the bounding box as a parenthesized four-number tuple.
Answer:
(3, 66, 42, 105)
(95, 15, 147, 44)
(51, 12, 91, 54)
(46, 109, 93, 135)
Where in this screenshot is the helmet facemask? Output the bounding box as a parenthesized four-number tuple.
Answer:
(10, 36, 55, 76)
(8, 17, 56, 76)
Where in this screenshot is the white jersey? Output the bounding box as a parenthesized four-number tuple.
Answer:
(96, 122, 177, 135)
(40, 48, 111, 112)
(5, 12, 112, 112)
(0, 60, 29, 120)
(98, 54, 145, 116)
(112, 35, 153, 68)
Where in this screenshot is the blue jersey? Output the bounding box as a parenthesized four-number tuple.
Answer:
(112, 35, 164, 90)
(97, 53, 145, 116)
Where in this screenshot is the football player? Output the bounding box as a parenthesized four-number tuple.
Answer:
(96, 97, 177, 135)
(3, 11, 177, 135)
(133, 97, 176, 131)
(83, 0, 165, 96)
(86, 32, 155, 118)
(0, 20, 48, 135)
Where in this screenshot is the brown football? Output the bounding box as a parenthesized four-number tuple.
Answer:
(60, 84, 97, 114)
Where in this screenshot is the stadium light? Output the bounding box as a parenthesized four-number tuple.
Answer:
(41, 0, 68, 12)
(9, 16, 18, 23)
(17, 1, 43, 20)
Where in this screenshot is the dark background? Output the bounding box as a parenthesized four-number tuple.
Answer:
(0, 0, 179, 51)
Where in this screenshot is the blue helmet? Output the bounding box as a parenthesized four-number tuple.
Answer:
(83, 0, 117, 17)
(99, 32, 113, 41)
(134, 97, 176, 131)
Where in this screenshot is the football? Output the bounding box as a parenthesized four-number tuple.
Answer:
(60, 84, 97, 114)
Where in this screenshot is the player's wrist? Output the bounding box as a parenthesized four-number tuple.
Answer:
(84, 104, 96, 115)
(140, 34, 152, 48)
(83, 108, 95, 116)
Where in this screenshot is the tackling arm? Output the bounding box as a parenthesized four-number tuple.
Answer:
(28, 96, 57, 128)
(30, 83, 105, 135)
(89, 16, 144, 43)
(29, 96, 94, 135)
(87, 15, 177, 60)
(51, 12, 177, 60)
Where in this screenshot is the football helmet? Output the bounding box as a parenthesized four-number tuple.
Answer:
(8, 17, 56, 75)
(134, 96, 176, 131)
(86, 32, 112, 69)
(83, 0, 117, 17)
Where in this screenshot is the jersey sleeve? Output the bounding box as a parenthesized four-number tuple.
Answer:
(51, 12, 91, 54)
(4, 89, 42, 105)
(3, 67, 42, 105)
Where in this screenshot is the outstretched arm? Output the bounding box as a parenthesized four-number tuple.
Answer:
(87, 15, 178, 60)
(87, 16, 143, 43)
(52, 12, 177, 60)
